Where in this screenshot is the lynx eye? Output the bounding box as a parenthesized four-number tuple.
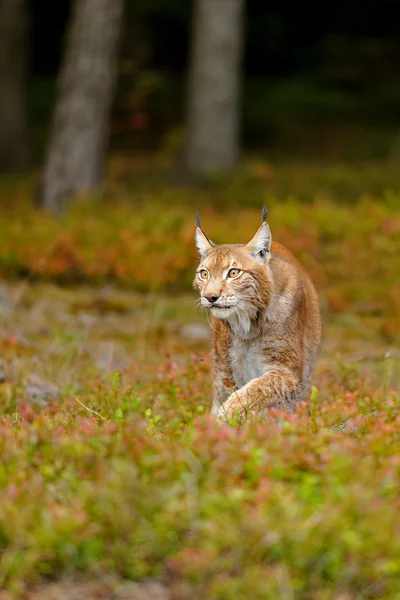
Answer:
(228, 268, 241, 279)
(198, 269, 208, 280)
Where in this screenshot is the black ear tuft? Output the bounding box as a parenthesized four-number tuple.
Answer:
(195, 211, 201, 229)
(262, 206, 268, 223)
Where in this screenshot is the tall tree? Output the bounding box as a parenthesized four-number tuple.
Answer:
(183, 0, 244, 174)
(0, 0, 30, 171)
(40, 0, 124, 212)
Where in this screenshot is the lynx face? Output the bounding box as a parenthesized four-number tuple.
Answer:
(194, 219, 272, 325)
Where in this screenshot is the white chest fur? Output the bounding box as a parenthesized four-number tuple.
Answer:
(228, 337, 267, 389)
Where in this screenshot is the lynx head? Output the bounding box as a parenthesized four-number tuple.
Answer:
(194, 208, 272, 331)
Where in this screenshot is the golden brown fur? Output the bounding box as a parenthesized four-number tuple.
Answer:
(194, 212, 322, 421)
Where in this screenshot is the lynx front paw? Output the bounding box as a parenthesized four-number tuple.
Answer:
(217, 391, 247, 421)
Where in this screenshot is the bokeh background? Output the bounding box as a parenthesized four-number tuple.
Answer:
(0, 1, 400, 597)
(3, 0, 400, 170)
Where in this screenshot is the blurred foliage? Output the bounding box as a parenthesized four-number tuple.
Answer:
(29, 0, 400, 162)
(0, 158, 399, 335)
(243, 78, 400, 159)
(30, 73, 400, 161)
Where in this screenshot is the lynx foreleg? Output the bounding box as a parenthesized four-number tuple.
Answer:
(211, 369, 236, 417)
(218, 366, 299, 421)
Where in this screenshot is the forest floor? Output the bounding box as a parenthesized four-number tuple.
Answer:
(0, 159, 400, 599)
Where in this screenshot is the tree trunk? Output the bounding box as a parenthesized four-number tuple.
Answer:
(40, 0, 124, 213)
(0, 0, 30, 171)
(183, 0, 244, 175)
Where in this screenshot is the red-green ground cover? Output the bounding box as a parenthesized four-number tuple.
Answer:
(0, 161, 399, 598)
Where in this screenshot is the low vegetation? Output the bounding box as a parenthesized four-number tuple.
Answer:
(0, 160, 399, 598)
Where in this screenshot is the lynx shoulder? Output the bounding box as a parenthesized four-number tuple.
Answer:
(194, 209, 322, 421)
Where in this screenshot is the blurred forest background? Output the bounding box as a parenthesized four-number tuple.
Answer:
(2, 0, 400, 180)
(1, 1, 400, 597)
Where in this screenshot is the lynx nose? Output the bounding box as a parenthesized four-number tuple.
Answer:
(204, 293, 220, 304)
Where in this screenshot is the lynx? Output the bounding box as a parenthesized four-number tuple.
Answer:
(194, 208, 322, 421)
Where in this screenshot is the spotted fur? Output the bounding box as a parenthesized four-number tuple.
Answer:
(194, 212, 322, 421)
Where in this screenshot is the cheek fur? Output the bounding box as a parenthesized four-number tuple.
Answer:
(229, 271, 271, 307)
(246, 269, 271, 306)
(193, 276, 204, 291)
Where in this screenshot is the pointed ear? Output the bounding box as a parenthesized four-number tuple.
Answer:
(196, 227, 214, 258)
(246, 222, 271, 262)
(195, 212, 215, 258)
